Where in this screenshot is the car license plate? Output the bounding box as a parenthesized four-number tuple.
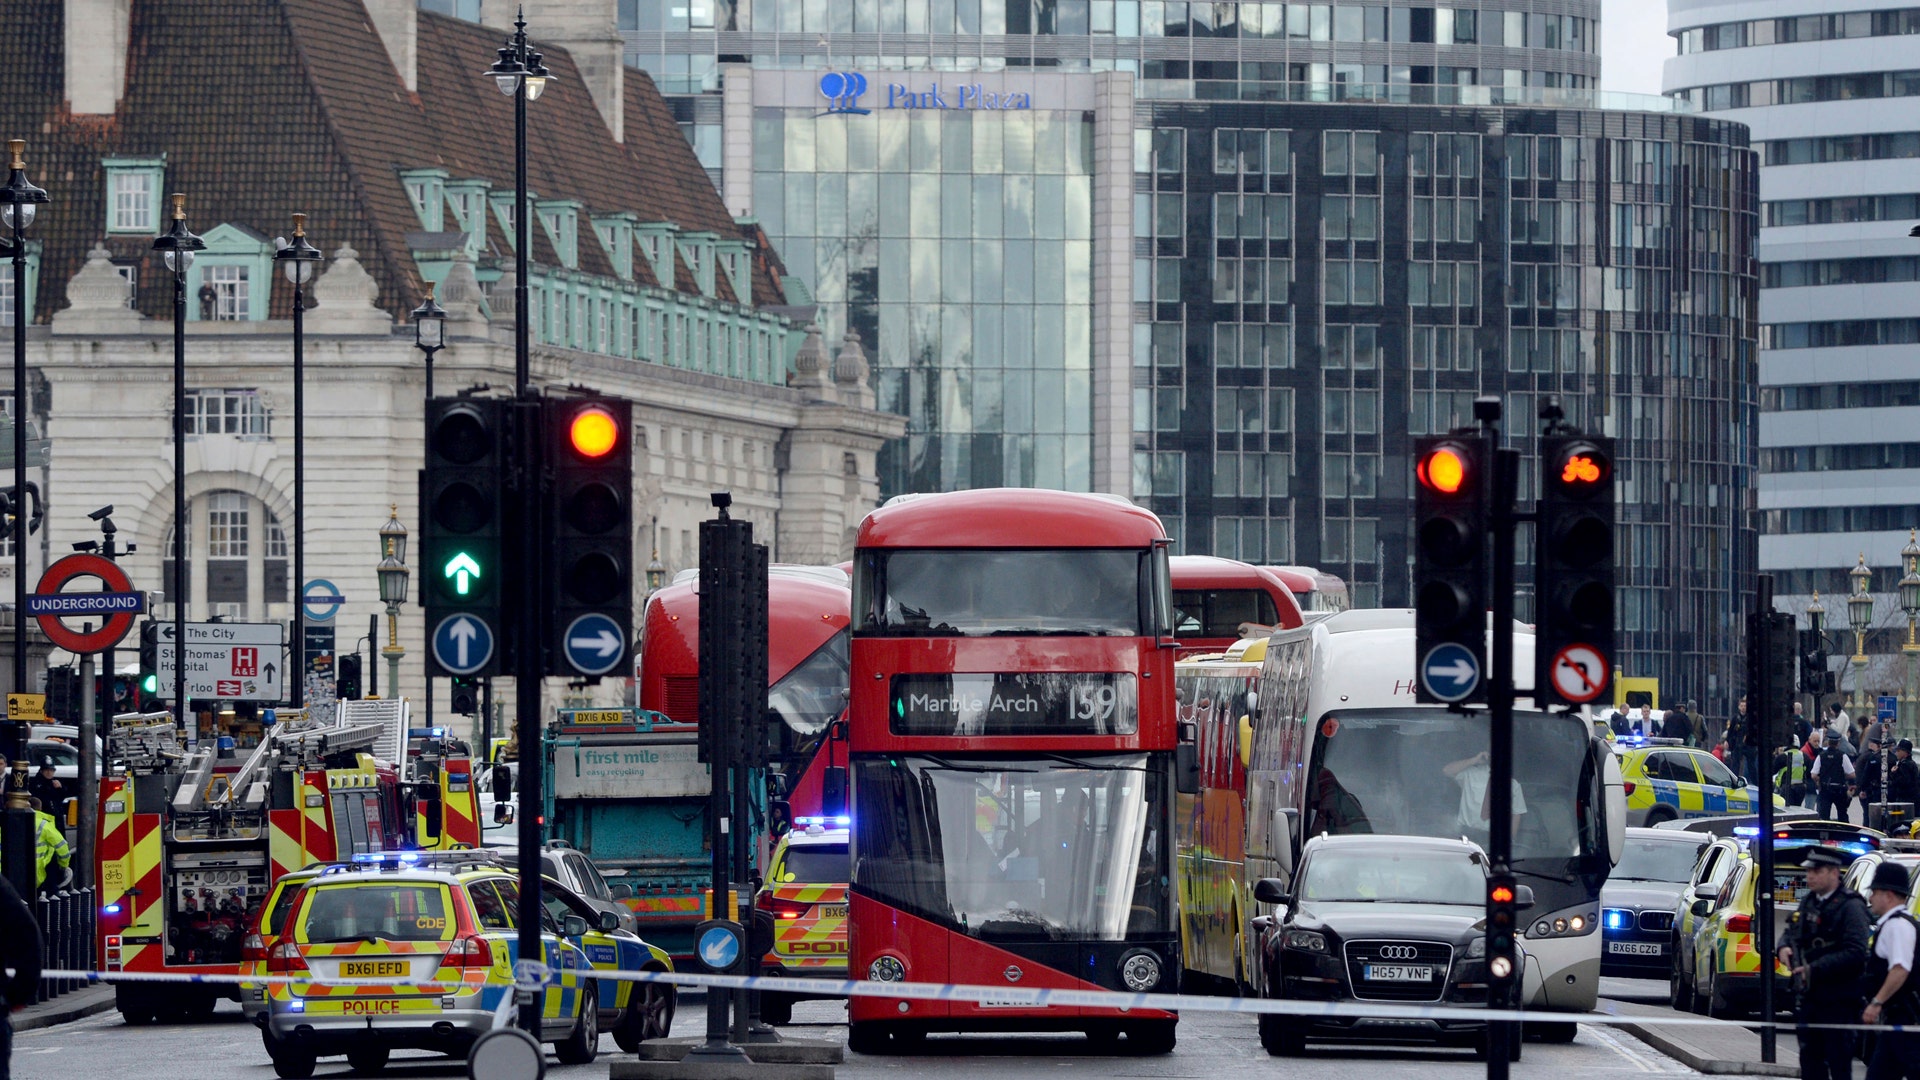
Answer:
(341, 960, 408, 978)
(1363, 965, 1433, 982)
(1608, 941, 1663, 956)
(819, 904, 848, 919)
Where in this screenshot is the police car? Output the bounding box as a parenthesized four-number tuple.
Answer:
(755, 817, 849, 1025)
(261, 851, 672, 1076)
(1613, 739, 1781, 826)
(1842, 841, 1920, 915)
(241, 866, 325, 1025)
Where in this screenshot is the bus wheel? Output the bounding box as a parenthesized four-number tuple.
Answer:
(1258, 1013, 1304, 1056)
(847, 1021, 891, 1056)
(1123, 1020, 1176, 1055)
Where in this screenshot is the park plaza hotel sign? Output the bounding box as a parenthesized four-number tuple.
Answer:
(820, 71, 1033, 113)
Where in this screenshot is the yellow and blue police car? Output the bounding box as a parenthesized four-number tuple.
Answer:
(1613, 739, 1783, 826)
(261, 850, 672, 1077)
(755, 817, 849, 1026)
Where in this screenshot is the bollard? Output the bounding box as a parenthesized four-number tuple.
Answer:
(47, 891, 67, 999)
(79, 886, 95, 981)
(34, 892, 52, 1004)
(59, 890, 76, 995)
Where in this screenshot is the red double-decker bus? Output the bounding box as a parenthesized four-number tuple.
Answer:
(637, 565, 852, 815)
(846, 489, 1182, 1055)
(1169, 555, 1304, 658)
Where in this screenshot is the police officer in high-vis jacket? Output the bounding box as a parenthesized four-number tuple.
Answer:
(1860, 860, 1916, 1080)
(1779, 846, 1873, 1080)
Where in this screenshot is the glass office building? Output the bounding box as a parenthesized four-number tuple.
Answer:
(600, 0, 1760, 707)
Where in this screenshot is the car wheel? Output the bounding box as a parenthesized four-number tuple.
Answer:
(759, 992, 794, 1027)
(1645, 807, 1677, 826)
(1258, 1012, 1305, 1056)
(613, 977, 676, 1051)
(269, 1044, 317, 1079)
(1706, 972, 1740, 1020)
(1670, 956, 1694, 1012)
(346, 1046, 389, 1074)
(556, 980, 600, 1065)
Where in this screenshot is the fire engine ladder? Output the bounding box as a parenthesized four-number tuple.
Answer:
(108, 713, 184, 774)
(171, 715, 386, 814)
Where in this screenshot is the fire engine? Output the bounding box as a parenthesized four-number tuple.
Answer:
(95, 710, 482, 1024)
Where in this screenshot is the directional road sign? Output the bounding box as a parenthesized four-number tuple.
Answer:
(696, 920, 744, 973)
(1421, 641, 1482, 703)
(154, 622, 285, 701)
(561, 612, 625, 676)
(432, 614, 495, 676)
(1549, 643, 1608, 705)
(1878, 695, 1899, 722)
(301, 579, 346, 622)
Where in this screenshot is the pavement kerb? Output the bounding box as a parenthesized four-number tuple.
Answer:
(1609, 1016, 1798, 1077)
(12, 986, 116, 1032)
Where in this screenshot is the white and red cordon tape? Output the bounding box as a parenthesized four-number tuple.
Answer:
(33, 966, 1916, 1034)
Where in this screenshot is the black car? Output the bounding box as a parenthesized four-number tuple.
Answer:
(1600, 827, 1711, 979)
(1253, 834, 1527, 1061)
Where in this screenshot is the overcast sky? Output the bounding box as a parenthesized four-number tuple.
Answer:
(1602, 0, 1675, 96)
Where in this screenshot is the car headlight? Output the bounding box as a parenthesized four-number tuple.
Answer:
(1283, 929, 1328, 953)
(1466, 936, 1486, 959)
(867, 955, 905, 982)
(1119, 950, 1162, 992)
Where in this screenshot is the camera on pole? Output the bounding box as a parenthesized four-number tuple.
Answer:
(1413, 436, 1489, 704)
(1534, 435, 1616, 708)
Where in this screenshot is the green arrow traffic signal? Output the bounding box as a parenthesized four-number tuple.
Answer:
(445, 551, 482, 596)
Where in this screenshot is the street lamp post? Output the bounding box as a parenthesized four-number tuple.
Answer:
(1807, 590, 1827, 714)
(152, 194, 205, 742)
(1849, 553, 1875, 714)
(482, 12, 555, 1039)
(377, 508, 409, 702)
(0, 138, 47, 897)
(410, 289, 445, 730)
(1900, 532, 1920, 741)
(275, 216, 321, 708)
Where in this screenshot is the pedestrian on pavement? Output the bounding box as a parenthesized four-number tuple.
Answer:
(1860, 860, 1917, 1080)
(1814, 729, 1858, 823)
(0, 870, 42, 1080)
(27, 798, 70, 895)
(23, 763, 63, 819)
(1827, 703, 1857, 754)
(1780, 845, 1872, 1080)
(1793, 701, 1812, 748)
(1889, 740, 1920, 806)
(1663, 703, 1694, 744)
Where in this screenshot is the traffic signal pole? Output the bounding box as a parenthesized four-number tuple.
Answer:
(511, 397, 545, 1037)
(1481, 403, 1520, 1079)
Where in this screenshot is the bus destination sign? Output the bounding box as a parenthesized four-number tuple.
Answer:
(890, 672, 1138, 736)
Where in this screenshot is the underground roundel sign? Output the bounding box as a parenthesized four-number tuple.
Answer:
(33, 553, 139, 654)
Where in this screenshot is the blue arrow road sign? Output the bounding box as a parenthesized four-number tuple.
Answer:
(562, 612, 625, 676)
(1421, 642, 1482, 703)
(698, 924, 742, 972)
(26, 591, 144, 617)
(432, 614, 495, 676)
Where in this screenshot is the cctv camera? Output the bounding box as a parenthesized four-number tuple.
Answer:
(87, 505, 114, 521)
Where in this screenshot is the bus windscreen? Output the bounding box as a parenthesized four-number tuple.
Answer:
(1172, 589, 1280, 638)
(768, 628, 849, 740)
(854, 754, 1168, 941)
(1306, 709, 1593, 863)
(855, 549, 1145, 636)
(890, 673, 1139, 736)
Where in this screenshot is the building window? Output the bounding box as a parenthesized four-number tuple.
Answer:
(205, 264, 249, 321)
(103, 158, 164, 234)
(186, 389, 270, 437)
(207, 491, 250, 558)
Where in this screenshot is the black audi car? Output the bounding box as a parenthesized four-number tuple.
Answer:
(1253, 834, 1526, 1061)
(1599, 828, 1711, 979)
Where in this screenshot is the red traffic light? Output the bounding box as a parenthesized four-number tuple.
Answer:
(1551, 442, 1610, 493)
(1490, 885, 1515, 903)
(1417, 444, 1471, 495)
(568, 405, 620, 459)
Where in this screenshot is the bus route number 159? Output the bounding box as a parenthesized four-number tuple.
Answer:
(1070, 684, 1118, 722)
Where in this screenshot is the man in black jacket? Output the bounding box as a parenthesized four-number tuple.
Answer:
(1780, 846, 1873, 1080)
(1888, 740, 1920, 807)
(0, 871, 42, 1080)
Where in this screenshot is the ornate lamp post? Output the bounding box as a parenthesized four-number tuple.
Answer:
(376, 508, 410, 701)
(410, 287, 446, 401)
(1901, 532, 1920, 739)
(482, 12, 551, 396)
(1848, 553, 1875, 713)
(0, 138, 47, 897)
(151, 195, 205, 740)
(274, 215, 321, 707)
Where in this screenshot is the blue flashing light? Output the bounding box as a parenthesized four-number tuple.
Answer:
(1733, 826, 1760, 837)
(793, 816, 852, 827)
(1603, 909, 1629, 931)
(289, 1000, 304, 1012)
(102, 904, 121, 915)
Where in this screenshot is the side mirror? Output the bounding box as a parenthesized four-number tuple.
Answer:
(1695, 883, 1720, 902)
(1253, 877, 1291, 906)
(769, 799, 793, 838)
(822, 765, 848, 818)
(494, 803, 515, 825)
(561, 914, 590, 938)
(1175, 743, 1200, 795)
(493, 765, 512, 803)
(1691, 898, 1713, 917)
(766, 772, 790, 799)
(598, 910, 622, 932)
(1514, 884, 1536, 911)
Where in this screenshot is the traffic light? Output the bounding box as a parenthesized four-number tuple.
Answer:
(44, 666, 77, 720)
(336, 654, 362, 701)
(138, 621, 160, 703)
(1486, 872, 1519, 996)
(1534, 435, 1616, 708)
(424, 397, 510, 677)
(1765, 611, 1796, 747)
(1412, 436, 1488, 704)
(450, 677, 479, 715)
(544, 397, 633, 677)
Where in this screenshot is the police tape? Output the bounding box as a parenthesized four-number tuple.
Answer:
(35, 967, 1918, 1034)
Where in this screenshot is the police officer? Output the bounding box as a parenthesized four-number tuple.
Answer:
(1888, 739, 1919, 807)
(1779, 846, 1873, 1080)
(1813, 729, 1858, 823)
(27, 798, 69, 895)
(1775, 743, 1810, 807)
(1860, 860, 1916, 1080)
